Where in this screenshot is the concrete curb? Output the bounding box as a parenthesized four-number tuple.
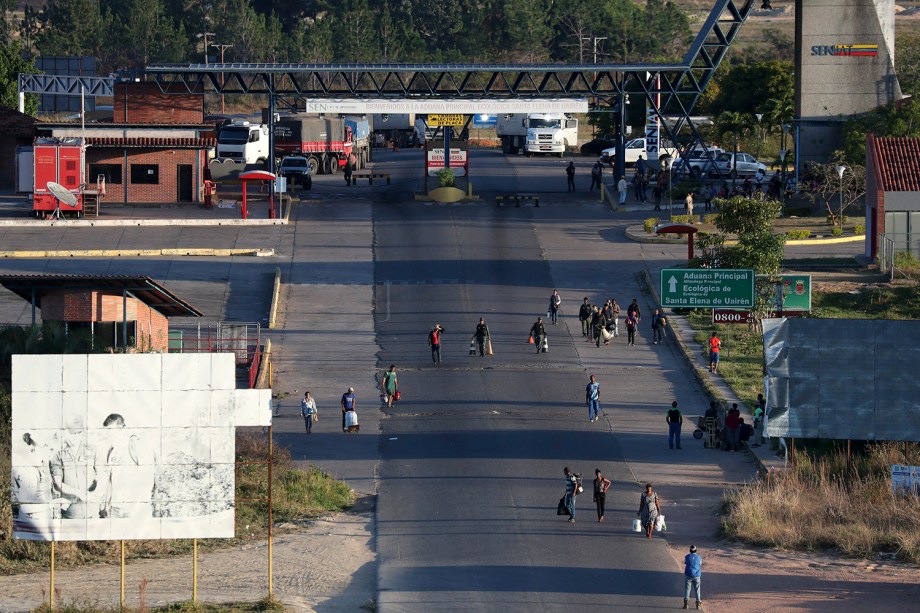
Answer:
(0, 248, 276, 258)
(785, 234, 863, 245)
(626, 225, 685, 244)
(626, 225, 865, 247)
(268, 267, 282, 330)
(0, 217, 288, 228)
(256, 338, 272, 390)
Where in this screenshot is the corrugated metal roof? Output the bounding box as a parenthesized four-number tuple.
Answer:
(85, 136, 215, 148)
(0, 274, 202, 318)
(870, 134, 920, 192)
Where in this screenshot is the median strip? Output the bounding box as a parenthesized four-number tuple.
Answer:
(0, 248, 275, 258)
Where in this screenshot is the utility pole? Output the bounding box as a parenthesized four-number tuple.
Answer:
(581, 37, 607, 137)
(211, 43, 234, 114)
(198, 32, 215, 64)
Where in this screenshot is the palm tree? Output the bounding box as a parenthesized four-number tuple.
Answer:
(714, 111, 754, 177)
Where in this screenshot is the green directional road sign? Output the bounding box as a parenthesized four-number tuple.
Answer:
(660, 268, 755, 308)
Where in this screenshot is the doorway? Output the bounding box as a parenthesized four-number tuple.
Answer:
(177, 164, 193, 202)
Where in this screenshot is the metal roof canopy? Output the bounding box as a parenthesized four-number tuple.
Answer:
(142, 0, 755, 140)
(263, 98, 589, 113)
(0, 274, 203, 318)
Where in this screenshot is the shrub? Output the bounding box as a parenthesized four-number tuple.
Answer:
(436, 167, 455, 187)
(671, 214, 698, 224)
(644, 217, 659, 233)
(853, 224, 865, 235)
(785, 229, 811, 240)
(894, 251, 920, 269)
(831, 227, 844, 236)
(703, 213, 718, 225)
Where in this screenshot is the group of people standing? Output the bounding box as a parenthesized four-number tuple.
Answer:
(577, 297, 652, 348)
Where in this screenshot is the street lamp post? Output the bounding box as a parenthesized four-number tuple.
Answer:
(755, 113, 763, 158)
(210, 43, 234, 114)
(781, 123, 791, 198)
(835, 165, 847, 228)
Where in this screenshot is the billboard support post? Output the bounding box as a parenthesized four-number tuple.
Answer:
(120, 540, 126, 609)
(268, 424, 274, 599)
(193, 539, 198, 602)
(50, 541, 55, 611)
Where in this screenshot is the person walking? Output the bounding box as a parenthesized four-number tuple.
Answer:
(593, 307, 608, 348)
(585, 375, 601, 423)
(627, 298, 641, 321)
(341, 387, 357, 433)
(473, 317, 490, 357)
(683, 545, 702, 609)
(708, 331, 721, 373)
(530, 316, 547, 353)
(578, 297, 592, 339)
(753, 392, 767, 446)
(563, 467, 578, 523)
(428, 324, 444, 365)
(301, 391, 317, 434)
(625, 312, 639, 347)
(651, 308, 665, 344)
(593, 468, 611, 523)
(343, 156, 354, 186)
(590, 161, 603, 191)
(566, 161, 576, 192)
(685, 191, 694, 217)
(617, 175, 628, 205)
(667, 401, 683, 449)
(382, 365, 398, 408)
(610, 299, 620, 337)
(548, 290, 562, 325)
(637, 483, 661, 538)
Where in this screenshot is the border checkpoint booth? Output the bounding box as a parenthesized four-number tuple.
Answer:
(239, 170, 277, 220)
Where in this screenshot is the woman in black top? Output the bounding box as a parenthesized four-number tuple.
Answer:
(593, 468, 612, 523)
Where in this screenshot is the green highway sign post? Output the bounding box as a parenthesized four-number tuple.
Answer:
(660, 268, 755, 308)
(762, 274, 812, 311)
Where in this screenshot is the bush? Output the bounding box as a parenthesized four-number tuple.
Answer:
(853, 224, 865, 235)
(831, 227, 844, 236)
(703, 213, 718, 225)
(671, 214, 699, 224)
(894, 251, 920, 269)
(644, 217, 659, 233)
(785, 229, 811, 240)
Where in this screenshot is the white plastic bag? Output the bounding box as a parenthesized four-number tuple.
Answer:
(632, 518, 643, 532)
(654, 514, 666, 532)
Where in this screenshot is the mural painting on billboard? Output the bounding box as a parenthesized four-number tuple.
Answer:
(10, 353, 271, 541)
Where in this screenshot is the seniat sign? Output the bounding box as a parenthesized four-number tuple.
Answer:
(426, 148, 468, 176)
(810, 44, 878, 57)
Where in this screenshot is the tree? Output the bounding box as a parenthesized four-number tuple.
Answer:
(0, 41, 38, 115)
(696, 194, 786, 331)
(799, 162, 866, 229)
(895, 30, 920, 97)
(34, 0, 108, 58)
(713, 111, 754, 174)
(839, 97, 920, 164)
(709, 60, 793, 117)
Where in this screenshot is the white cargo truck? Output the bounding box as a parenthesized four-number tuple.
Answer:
(215, 121, 270, 164)
(496, 113, 578, 157)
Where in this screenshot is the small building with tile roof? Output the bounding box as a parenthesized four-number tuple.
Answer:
(865, 133, 920, 259)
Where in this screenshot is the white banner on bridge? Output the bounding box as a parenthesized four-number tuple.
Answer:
(299, 98, 589, 114)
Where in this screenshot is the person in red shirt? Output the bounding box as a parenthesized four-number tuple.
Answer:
(708, 332, 722, 373)
(724, 403, 741, 451)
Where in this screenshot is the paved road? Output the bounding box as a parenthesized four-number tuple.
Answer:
(0, 147, 846, 611)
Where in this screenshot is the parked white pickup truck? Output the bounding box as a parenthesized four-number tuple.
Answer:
(600, 138, 678, 167)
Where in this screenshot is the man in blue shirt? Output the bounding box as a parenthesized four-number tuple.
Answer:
(341, 387, 357, 433)
(585, 375, 601, 423)
(683, 545, 702, 609)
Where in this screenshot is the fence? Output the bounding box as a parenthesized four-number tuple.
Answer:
(168, 322, 262, 388)
(879, 233, 920, 280)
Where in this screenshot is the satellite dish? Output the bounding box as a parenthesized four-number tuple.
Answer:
(47, 182, 78, 208)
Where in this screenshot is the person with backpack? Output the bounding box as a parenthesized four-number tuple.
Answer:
(667, 400, 683, 449)
(651, 308, 666, 345)
(563, 467, 580, 523)
(530, 316, 547, 353)
(578, 297, 592, 339)
(382, 365, 398, 408)
(548, 290, 562, 325)
(590, 161, 603, 191)
(428, 324, 444, 365)
(301, 391, 317, 434)
(626, 312, 639, 346)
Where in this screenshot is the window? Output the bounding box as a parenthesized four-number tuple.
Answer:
(89, 164, 122, 184)
(130, 164, 159, 184)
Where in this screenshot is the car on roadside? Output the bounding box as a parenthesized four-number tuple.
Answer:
(599, 138, 678, 167)
(707, 152, 767, 178)
(278, 155, 313, 190)
(580, 136, 617, 156)
(671, 147, 725, 177)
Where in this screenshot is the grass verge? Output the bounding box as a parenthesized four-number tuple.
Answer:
(32, 595, 286, 612)
(722, 442, 920, 563)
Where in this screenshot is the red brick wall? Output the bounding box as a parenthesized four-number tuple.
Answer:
(41, 290, 170, 351)
(114, 83, 203, 124)
(86, 148, 206, 204)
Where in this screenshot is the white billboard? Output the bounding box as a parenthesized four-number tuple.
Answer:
(10, 353, 271, 541)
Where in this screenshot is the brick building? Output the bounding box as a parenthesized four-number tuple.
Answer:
(865, 133, 920, 259)
(35, 83, 215, 205)
(0, 275, 202, 352)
